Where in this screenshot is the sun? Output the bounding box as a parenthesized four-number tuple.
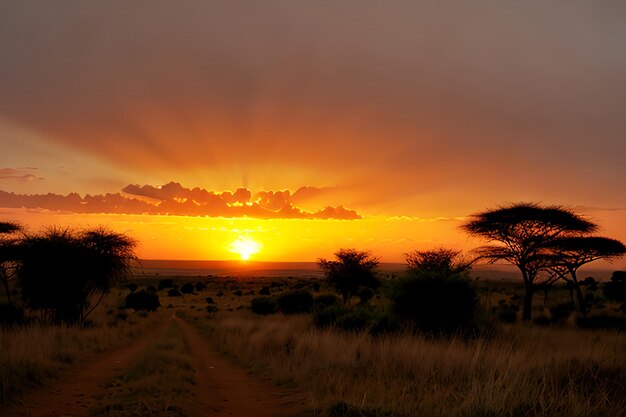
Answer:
(228, 235, 262, 261)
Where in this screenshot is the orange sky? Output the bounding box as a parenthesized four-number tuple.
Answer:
(1, 1, 626, 266)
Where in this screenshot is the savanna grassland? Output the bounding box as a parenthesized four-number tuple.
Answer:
(2, 273, 626, 417)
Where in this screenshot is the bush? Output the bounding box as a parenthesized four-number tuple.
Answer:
(126, 283, 138, 292)
(549, 302, 575, 324)
(0, 303, 24, 326)
(158, 279, 175, 290)
(358, 288, 375, 304)
(313, 304, 350, 327)
(125, 290, 160, 311)
(604, 271, 626, 310)
(180, 282, 194, 294)
(493, 303, 518, 323)
(390, 271, 478, 335)
(205, 296, 215, 304)
(314, 294, 340, 309)
(576, 314, 626, 330)
(167, 289, 182, 297)
(258, 286, 271, 295)
(251, 296, 277, 315)
(195, 281, 207, 291)
(276, 290, 314, 314)
(335, 307, 374, 331)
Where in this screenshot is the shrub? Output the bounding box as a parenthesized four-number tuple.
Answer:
(146, 285, 157, 293)
(125, 290, 160, 311)
(335, 307, 374, 331)
(158, 279, 175, 291)
(126, 283, 138, 292)
(576, 314, 626, 330)
(357, 288, 375, 304)
(0, 303, 24, 326)
(313, 304, 350, 327)
(549, 302, 575, 324)
(390, 271, 478, 335)
(276, 290, 314, 314)
(167, 289, 182, 297)
(258, 286, 271, 295)
(180, 282, 194, 294)
(251, 296, 277, 315)
(314, 294, 340, 309)
(604, 271, 626, 311)
(195, 281, 207, 291)
(233, 290, 243, 297)
(493, 303, 518, 323)
(205, 296, 215, 304)
(369, 311, 401, 336)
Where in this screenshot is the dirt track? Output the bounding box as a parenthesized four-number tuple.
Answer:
(2, 315, 310, 417)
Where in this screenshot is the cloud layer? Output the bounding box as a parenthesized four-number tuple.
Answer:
(0, 182, 361, 220)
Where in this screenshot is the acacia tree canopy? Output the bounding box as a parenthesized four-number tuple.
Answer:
(318, 248, 379, 304)
(16, 226, 136, 323)
(461, 202, 598, 320)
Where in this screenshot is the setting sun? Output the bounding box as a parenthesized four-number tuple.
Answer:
(228, 235, 262, 261)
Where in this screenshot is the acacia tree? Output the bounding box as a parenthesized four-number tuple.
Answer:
(0, 221, 23, 305)
(318, 248, 379, 304)
(543, 236, 626, 314)
(405, 248, 473, 276)
(16, 226, 136, 323)
(461, 203, 597, 320)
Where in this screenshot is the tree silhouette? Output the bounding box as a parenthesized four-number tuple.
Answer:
(16, 226, 136, 323)
(543, 236, 625, 314)
(318, 249, 379, 304)
(0, 221, 23, 305)
(405, 248, 472, 275)
(461, 203, 597, 320)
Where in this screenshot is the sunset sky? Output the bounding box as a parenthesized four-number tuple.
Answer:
(1, 1, 625, 265)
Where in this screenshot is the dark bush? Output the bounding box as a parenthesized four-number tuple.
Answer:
(167, 288, 182, 297)
(335, 307, 374, 331)
(258, 286, 271, 295)
(0, 303, 24, 326)
(369, 312, 401, 336)
(357, 288, 374, 304)
(604, 271, 626, 310)
(276, 290, 314, 314)
(216, 291, 224, 297)
(126, 283, 138, 292)
(313, 304, 350, 327)
(233, 290, 243, 296)
(205, 296, 215, 304)
(206, 305, 218, 313)
(314, 294, 340, 309)
(158, 279, 175, 290)
(125, 290, 160, 311)
(195, 281, 207, 291)
(180, 282, 194, 294)
(533, 316, 551, 326)
(576, 314, 626, 330)
(146, 285, 157, 293)
(549, 302, 575, 324)
(390, 271, 478, 335)
(251, 296, 277, 315)
(494, 303, 518, 323)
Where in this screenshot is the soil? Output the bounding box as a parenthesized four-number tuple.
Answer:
(2, 315, 311, 417)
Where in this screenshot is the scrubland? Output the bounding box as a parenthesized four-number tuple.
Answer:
(2, 274, 625, 417)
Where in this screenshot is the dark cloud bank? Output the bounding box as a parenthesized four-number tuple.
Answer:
(0, 182, 361, 220)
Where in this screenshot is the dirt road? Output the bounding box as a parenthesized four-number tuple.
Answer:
(2, 315, 311, 417)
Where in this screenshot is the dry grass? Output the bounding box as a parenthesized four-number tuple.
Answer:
(0, 293, 165, 404)
(195, 311, 626, 417)
(90, 320, 195, 417)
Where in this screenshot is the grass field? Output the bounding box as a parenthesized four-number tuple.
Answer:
(2, 273, 625, 417)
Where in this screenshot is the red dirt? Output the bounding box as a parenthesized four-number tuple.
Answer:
(2, 320, 168, 417)
(175, 317, 312, 417)
(2, 316, 312, 417)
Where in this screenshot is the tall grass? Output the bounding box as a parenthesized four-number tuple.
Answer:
(90, 320, 195, 417)
(0, 296, 164, 404)
(198, 312, 626, 417)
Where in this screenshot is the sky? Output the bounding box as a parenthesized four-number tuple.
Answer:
(1, 1, 625, 265)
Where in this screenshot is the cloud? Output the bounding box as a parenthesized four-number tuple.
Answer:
(0, 182, 361, 220)
(0, 167, 44, 182)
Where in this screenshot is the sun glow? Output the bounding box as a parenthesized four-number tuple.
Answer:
(228, 235, 262, 261)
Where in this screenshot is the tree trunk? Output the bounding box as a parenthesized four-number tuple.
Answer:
(521, 269, 534, 321)
(570, 270, 587, 315)
(0, 269, 11, 305)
